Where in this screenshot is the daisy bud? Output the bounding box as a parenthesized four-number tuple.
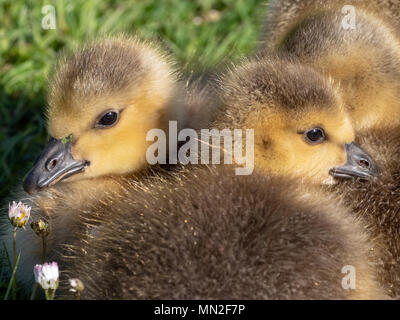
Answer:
(34, 262, 59, 290)
(31, 218, 51, 238)
(8, 201, 31, 228)
(69, 278, 85, 293)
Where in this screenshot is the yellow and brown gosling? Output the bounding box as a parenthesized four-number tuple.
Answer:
(213, 57, 378, 185)
(260, 0, 400, 297)
(60, 166, 385, 299)
(0, 35, 214, 295)
(260, 0, 400, 132)
(326, 124, 400, 298)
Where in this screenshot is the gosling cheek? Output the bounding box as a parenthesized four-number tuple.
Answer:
(336, 146, 348, 166)
(70, 145, 84, 162)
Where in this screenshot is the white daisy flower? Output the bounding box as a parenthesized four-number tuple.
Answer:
(8, 201, 31, 228)
(34, 262, 59, 290)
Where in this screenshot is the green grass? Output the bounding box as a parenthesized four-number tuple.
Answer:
(0, 0, 266, 298)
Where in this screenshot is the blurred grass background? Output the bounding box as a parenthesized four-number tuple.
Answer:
(0, 0, 266, 203)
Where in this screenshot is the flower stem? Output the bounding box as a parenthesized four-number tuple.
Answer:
(42, 237, 47, 263)
(45, 288, 55, 300)
(12, 228, 16, 268)
(30, 237, 48, 300)
(12, 227, 17, 299)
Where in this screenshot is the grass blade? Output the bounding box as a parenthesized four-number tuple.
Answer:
(4, 253, 20, 300)
(1, 242, 12, 273)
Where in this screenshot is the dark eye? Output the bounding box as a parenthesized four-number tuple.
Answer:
(96, 110, 119, 128)
(304, 127, 325, 145)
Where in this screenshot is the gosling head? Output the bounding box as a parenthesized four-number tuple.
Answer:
(216, 58, 379, 184)
(23, 36, 176, 194)
(272, 10, 400, 132)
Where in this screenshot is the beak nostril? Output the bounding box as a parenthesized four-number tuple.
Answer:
(46, 159, 58, 171)
(358, 159, 370, 169)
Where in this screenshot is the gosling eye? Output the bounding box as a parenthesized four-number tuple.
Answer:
(95, 110, 120, 128)
(304, 127, 326, 145)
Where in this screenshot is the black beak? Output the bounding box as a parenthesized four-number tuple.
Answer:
(23, 138, 89, 195)
(329, 142, 379, 180)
